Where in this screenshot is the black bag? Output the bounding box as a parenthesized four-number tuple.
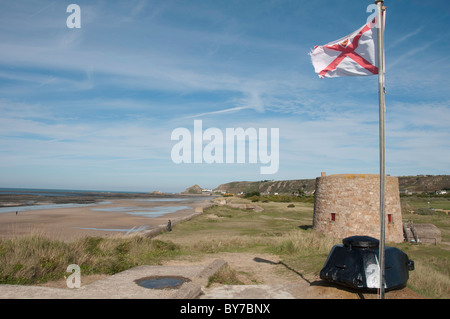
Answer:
(320, 236, 414, 291)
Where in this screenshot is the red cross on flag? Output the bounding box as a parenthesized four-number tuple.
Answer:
(310, 19, 381, 78)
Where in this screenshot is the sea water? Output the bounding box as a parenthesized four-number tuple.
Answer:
(90, 205, 191, 217)
(0, 188, 209, 234)
(0, 202, 99, 214)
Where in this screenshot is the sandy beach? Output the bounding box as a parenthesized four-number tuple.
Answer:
(0, 194, 213, 242)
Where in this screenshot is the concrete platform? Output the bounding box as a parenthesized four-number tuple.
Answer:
(0, 259, 228, 299)
(201, 284, 295, 299)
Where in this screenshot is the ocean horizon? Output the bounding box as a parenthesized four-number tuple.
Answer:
(0, 187, 160, 197)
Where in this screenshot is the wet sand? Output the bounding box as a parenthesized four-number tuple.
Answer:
(0, 196, 213, 242)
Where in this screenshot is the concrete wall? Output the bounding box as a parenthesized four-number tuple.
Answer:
(313, 174, 404, 243)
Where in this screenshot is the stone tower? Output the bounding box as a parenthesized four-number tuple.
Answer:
(313, 173, 404, 243)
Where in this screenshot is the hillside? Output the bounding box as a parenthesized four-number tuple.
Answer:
(182, 184, 203, 194)
(215, 175, 450, 195)
(215, 179, 316, 195)
(398, 175, 450, 193)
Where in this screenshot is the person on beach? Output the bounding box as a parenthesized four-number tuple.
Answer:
(16, 211, 18, 215)
(167, 220, 172, 232)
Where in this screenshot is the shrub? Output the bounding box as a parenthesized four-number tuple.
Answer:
(207, 265, 244, 286)
(0, 235, 181, 285)
(244, 191, 260, 198)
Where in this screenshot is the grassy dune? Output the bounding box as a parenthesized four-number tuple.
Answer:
(0, 235, 179, 285)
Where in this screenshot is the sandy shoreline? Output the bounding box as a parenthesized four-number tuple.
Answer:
(0, 196, 213, 242)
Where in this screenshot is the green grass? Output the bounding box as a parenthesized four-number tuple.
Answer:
(398, 196, 450, 298)
(401, 197, 450, 211)
(0, 235, 181, 285)
(157, 201, 339, 276)
(207, 264, 245, 287)
(401, 196, 450, 243)
(391, 242, 450, 298)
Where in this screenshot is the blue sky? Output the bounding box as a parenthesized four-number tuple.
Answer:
(0, 0, 449, 192)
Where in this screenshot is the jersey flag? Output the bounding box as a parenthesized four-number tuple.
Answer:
(310, 20, 380, 79)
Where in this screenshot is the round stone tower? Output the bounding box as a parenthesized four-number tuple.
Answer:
(313, 173, 404, 243)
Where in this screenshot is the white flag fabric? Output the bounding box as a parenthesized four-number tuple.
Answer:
(310, 20, 380, 79)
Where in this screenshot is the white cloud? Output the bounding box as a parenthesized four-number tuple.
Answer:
(0, 0, 448, 191)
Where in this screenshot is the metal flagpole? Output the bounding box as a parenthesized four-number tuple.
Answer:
(375, 0, 386, 300)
